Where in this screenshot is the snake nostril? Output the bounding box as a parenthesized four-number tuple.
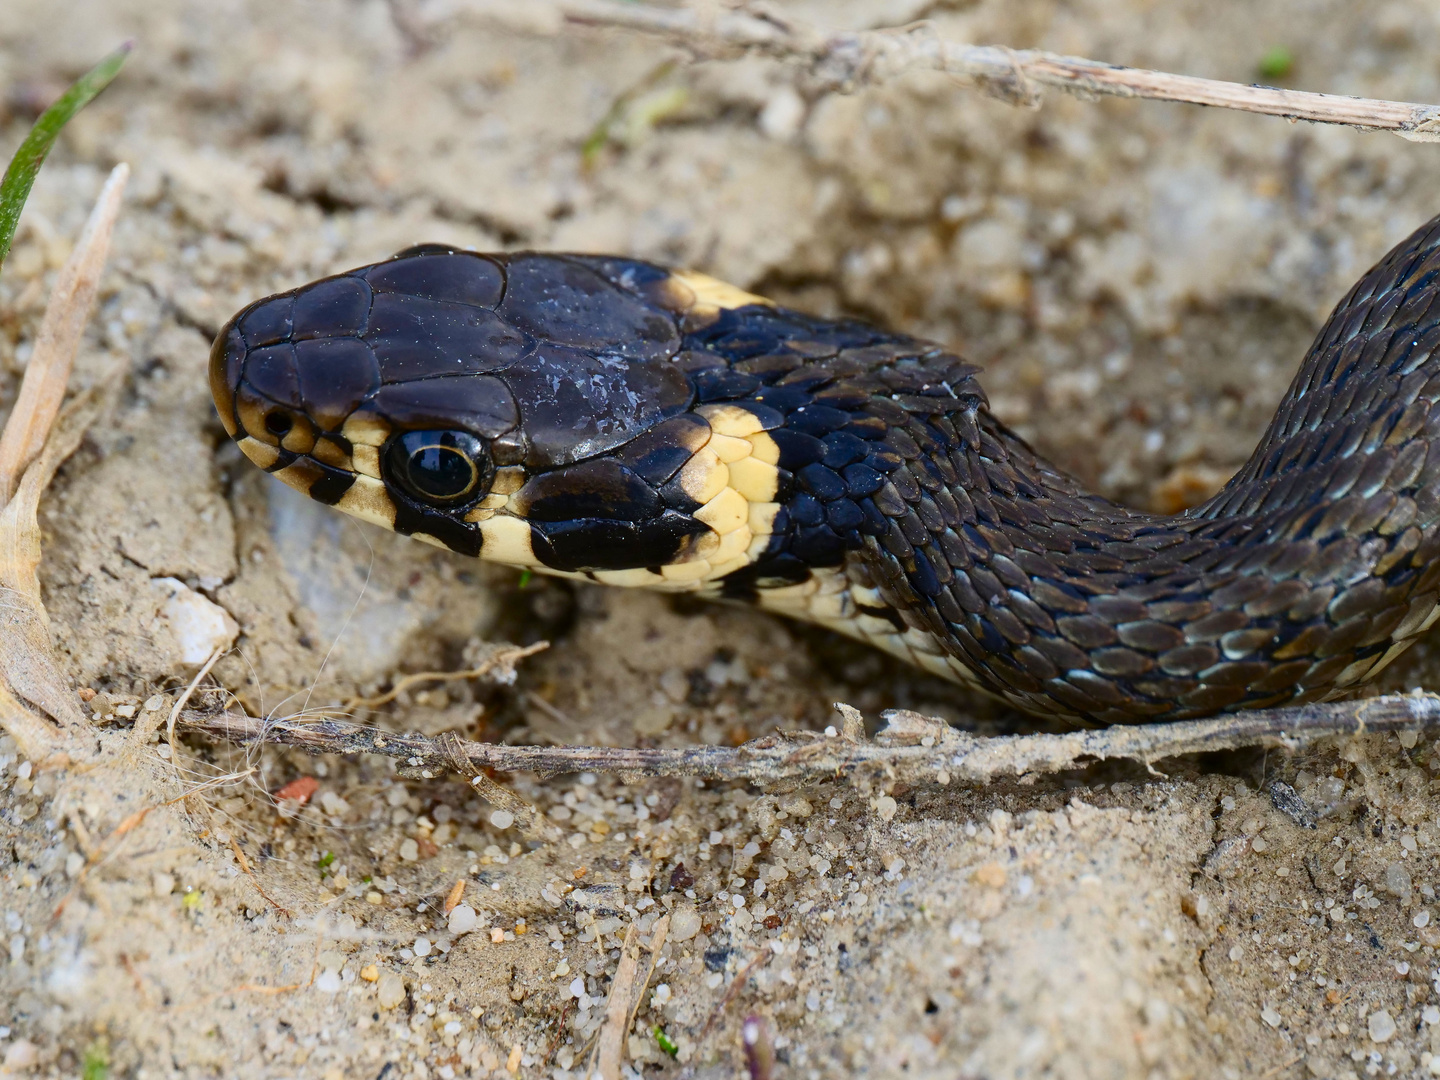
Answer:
(265, 412, 294, 437)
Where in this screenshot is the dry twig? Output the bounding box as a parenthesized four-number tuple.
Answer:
(343, 641, 549, 709)
(596, 924, 641, 1080)
(176, 691, 1440, 790)
(0, 163, 128, 762)
(0, 163, 128, 502)
(547, 0, 1440, 141)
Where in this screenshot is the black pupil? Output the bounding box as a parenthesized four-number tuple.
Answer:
(408, 444, 474, 498)
(265, 412, 292, 436)
(387, 429, 487, 504)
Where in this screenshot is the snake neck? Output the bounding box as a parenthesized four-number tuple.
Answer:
(729, 216, 1440, 723)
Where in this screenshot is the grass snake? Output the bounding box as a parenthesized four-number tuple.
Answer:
(210, 215, 1440, 725)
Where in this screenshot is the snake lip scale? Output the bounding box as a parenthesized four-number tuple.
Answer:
(211, 218, 1440, 726)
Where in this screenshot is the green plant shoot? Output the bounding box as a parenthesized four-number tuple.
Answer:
(0, 41, 132, 274)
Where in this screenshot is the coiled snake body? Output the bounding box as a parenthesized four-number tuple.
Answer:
(212, 216, 1440, 725)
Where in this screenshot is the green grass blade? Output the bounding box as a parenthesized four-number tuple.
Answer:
(0, 41, 132, 273)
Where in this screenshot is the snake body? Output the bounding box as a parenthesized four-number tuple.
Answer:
(211, 217, 1440, 724)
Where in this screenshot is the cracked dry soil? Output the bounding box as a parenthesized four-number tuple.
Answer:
(8, 1, 1440, 1077)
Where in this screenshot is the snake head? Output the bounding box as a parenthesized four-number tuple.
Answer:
(211, 245, 790, 579)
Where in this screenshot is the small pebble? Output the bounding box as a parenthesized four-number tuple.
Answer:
(875, 796, 898, 823)
(413, 936, 432, 958)
(1369, 1009, 1397, 1043)
(448, 905, 478, 935)
(974, 863, 1007, 889)
(4, 1040, 38, 1070)
(1260, 1007, 1281, 1028)
(1386, 862, 1413, 898)
(376, 971, 406, 1009)
(490, 810, 515, 830)
(670, 903, 701, 942)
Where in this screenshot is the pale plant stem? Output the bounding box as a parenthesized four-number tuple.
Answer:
(555, 0, 1440, 141)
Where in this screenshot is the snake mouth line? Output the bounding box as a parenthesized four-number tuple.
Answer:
(212, 218, 1440, 724)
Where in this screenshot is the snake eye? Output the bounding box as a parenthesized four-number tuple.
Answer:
(384, 429, 490, 505)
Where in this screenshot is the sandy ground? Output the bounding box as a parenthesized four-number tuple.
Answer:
(6, 1, 1440, 1077)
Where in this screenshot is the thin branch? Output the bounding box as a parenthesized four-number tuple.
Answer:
(555, 0, 1440, 142)
(342, 641, 549, 710)
(177, 692, 1440, 789)
(0, 164, 129, 761)
(0, 162, 129, 504)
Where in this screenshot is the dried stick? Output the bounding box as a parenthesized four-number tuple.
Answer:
(177, 691, 1440, 789)
(596, 924, 640, 1080)
(0, 164, 129, 760)
(554, 0, 1440, 142)
(343, 641, 549, 709)
(0, 163, 129, 504)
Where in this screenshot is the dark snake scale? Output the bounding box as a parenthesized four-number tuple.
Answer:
(211, 215, 1440, 725)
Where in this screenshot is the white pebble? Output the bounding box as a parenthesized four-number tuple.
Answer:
(413, 936, 432, 958)
(669, 903, 701, 942)
(151, 577, 238, 666)
(1369, 1009, 1397, 1043)
(1260, 1007, 1281, 1028)
(1417, 910, 1432, 928)
(3, 1040, 38, 1070)
(448, 905, 478, 935)
(490, 810, 515, 830)
(651, 983, 672, 1006)
(315, 969, 341, 993)
(875, 796, 898, 823)
(1423, 1005, 1440, 1025)
(377, 971, 406, 1009)
(758, 86, 806, 141)
(569, 977, 585, 999)
(399, 839, 419, 862)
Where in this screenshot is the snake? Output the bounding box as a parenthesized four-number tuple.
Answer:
(209, 214, 1440, 726)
